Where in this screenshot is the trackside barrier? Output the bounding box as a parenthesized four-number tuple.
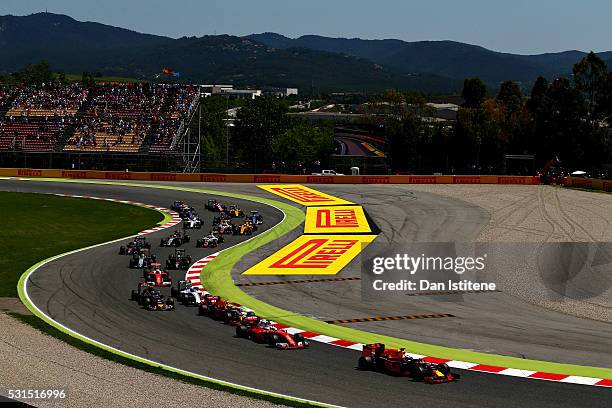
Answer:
(0, 168, 543, 185)
(564, 176, 612, 192)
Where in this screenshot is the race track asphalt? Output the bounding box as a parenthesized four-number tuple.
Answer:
(334, 137, 373, 156)
(236, 184, 612, 368)
(2, 179, 610, 408)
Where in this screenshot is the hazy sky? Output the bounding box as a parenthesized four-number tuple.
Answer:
(1, 0, 610, 54)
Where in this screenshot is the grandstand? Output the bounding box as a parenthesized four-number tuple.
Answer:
(0, 83, 199, 164)
(7, 83, 87, 117)
(148, 85, 198, 152)
(0, 88, 14, 111)
(0, 119, 67, 152)
(0, 84, 83, 152)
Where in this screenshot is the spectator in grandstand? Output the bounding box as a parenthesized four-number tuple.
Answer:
(9, 83, 88, 116)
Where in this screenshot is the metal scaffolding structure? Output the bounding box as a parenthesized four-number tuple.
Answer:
(177, 98, 202, 173)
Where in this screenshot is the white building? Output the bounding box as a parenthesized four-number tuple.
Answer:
(199, 85, 261, 99)
(263, 87, 299, 97)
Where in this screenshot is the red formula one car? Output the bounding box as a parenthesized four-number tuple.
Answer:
(198, 294, 221, 316)
(235, 320, 309, 349)
(143, 264, 172, 287)
(358, 343, 459, 383)
(226, 308, 259, 327)
(208, 299, 234, 321)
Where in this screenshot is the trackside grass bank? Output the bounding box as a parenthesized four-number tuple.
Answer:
(0, 191, 163, 297)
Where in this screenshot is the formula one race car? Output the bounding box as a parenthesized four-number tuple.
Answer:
(198, 294, 221, 316)
(196, 232, 224, 248)
(208, 299, 238, 321)
(143, 264, 172, 287)
(226, 308, 259, 327)
(160, 230, 190, 247)
(358, 343, 459, 383)
(172, 201, 197, 219)
(205, 199, 226, 212)
(212, 212, 230, 225)
(128, 249, 156, 269)
(171, 280, 204, 306)
(213, 219, 234, 235)
(165, 248, 192, 270)
(245, 211, 264, 225)
(144, 295, 175, 311)
(232, 221, 256, 236)
(130, 282, 175, 311)
(183, 215, 204, 229)
(225, 205, 245, 218)
(171, 200, 188, 212)
(119, 236, 151, 255)
(235, 320, 310, 349)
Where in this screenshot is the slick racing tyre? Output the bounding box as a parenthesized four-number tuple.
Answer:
(358, 356, 374, 371)
(437, 363, 450, 375)
(410, 364, 426, 381)
(267, 333, 280, 347)
(236, 325, 248, 338)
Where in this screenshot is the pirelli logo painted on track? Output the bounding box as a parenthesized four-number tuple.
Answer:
(243, 235, 376, 275)
(305, 205, 371, 234)
(258, 184, 353, 206)
(326, 313, 455, 324)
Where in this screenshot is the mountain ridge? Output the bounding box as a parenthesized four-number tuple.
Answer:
(248, 32, 612, 84)
(2, 12, 611, 93)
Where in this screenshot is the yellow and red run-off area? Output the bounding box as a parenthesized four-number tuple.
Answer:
(243, 234, 376, 275)
(258, 184, 354, 206)
(304, 205, 372, 234)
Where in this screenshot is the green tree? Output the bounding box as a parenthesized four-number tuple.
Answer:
(234, 97, 291, 171)
(599, 72, 612, 124)
(385, 107, 435, 171)
(495, 80, 531, 155)
(462, 77, 487, 108)
(538, 78, 588, 167)
(18, 61, 53, 85)
(573, 51, 608, 120)
(497, 80, 523, 114)
(56, 72, 67, 83)
(272, 122, 334, 173)
(452, 101, 504, 173)
(81, 72, 96, 87)
(527, 77, 549, 114)
(191, 95, 232, 168)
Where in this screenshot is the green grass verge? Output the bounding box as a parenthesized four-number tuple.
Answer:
(14, 178, 612, 382)
(0, 192, 163, 297)
(8, 312, 322, 407)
